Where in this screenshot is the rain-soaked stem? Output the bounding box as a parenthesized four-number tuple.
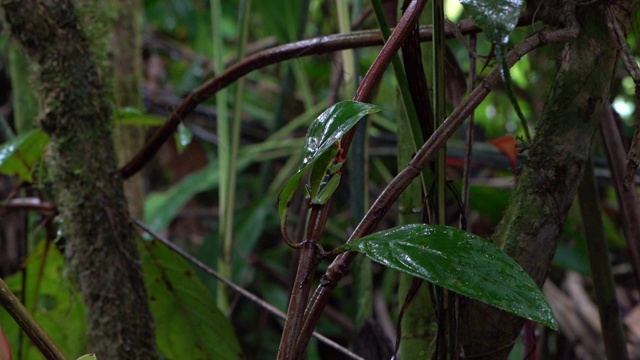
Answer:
(278, 204, 330, 359)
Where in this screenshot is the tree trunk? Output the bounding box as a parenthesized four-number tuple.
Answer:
(459, 3, 637, 358)
(1, 1, 158, 358)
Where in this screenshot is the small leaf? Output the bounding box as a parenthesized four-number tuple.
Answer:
(114, 107, 165, 126)
(345, 224, 558, 329)
(0, 323, 12, 360)
(0, 129, 49, 182)
(489, 136, 518, 170)
(300, 101, 379, 170)
(459, 0, 523, 44)
(76, 354, 97, 360)
(277, 101, 380, 222)
(175, 123, 193, 153)
(145, 161, 220, 232)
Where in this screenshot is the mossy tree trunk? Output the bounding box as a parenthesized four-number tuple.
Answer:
(1, 1, 157, 359)
(459, 3, 637, 359)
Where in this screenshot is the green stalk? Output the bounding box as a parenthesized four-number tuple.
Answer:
(336, 0, 356, 97)
(211, 0, 231, 311)
(226, 0, 252, 282)
(370, 0, 424, 160)
(8, 46, 37, 135)
(285, 2, 314, 109)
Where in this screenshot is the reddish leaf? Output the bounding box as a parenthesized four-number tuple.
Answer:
(489, 136, 518, 170)
(0, 323, 12, 360)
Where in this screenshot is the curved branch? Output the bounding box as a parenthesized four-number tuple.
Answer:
(120, 20, 484, 178)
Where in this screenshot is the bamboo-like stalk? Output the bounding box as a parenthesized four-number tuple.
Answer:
(211, 0, 232, 311)
(370, 0, 425, 159)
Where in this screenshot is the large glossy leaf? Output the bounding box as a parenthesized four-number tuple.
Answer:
(345, 224, 558, 329)
(141, 240, 243, 359)
(459, 0, 523, 44)
(0, 129, 49, 182)
(276, 101, 380, 222)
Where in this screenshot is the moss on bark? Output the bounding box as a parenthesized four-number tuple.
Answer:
(1, 0, 157, 358)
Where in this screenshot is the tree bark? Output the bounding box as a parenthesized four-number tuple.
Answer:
(459, 3, 637, 359)
(1, 1, 158, 358)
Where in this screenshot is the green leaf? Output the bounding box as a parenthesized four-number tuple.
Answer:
(76, 354, 97, 360)
(459, 0, 523, 44)
(141, 240, 243, 359)
(0, 129, 49, 182)
(459, 0, 533, 142)
(0, 242, 87, 359)
(277, 100, 380, 222)
(114, 107, 165, 126)
(345, 224, 558, 329)
(175, 123, 193, 153)
(144, 161, 220, 232)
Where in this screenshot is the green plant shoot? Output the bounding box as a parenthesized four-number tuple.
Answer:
(304, 141, 345, 205)
(277, 101, 380, 248)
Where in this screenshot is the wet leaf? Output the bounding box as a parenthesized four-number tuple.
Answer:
(0, 129, 49, 182)
(345, 224, 558, 329)
(459, 0, 524, 44)
(175, 123, 193, 153)
(277, 101, 379, 223)
(144, 162, 219, 232)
